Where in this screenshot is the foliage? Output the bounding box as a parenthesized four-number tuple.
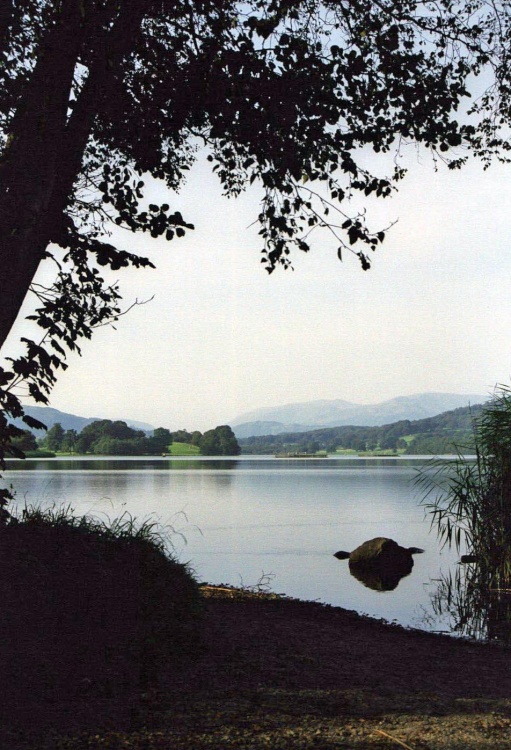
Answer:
(5, 420, 238, 457)
(199, 425, 241, 456)
(0, 503, 202, 705)
(190, 430, 203, 447)
(1, 1, 511, 504)
(71, 419, 175, 455)
(39, 423, 79, 452)
(41, 422, 65, 451)
(149, 427, 172, 452)
(403, 430, 476, 455)
(9, 429, 37, 453)
(90, 436, 148, 455)
(171, 429, 201, 445)
(60, 428, 78, 453)
(24, 448, 56, 458)
(75, 419, 142, 452)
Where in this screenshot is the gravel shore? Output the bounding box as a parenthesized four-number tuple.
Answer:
(6, 585, 511, 749)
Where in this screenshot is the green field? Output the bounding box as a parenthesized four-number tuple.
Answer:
(167, 442, 200, 456)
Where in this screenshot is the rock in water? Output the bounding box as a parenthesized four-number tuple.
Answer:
(334, 537, 424, 592)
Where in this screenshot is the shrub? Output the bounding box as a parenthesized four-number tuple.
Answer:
(0, 505, 203, 705)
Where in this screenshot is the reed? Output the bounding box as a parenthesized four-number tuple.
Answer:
(417, 385, 511, 639)
(418, 387, 511, 570)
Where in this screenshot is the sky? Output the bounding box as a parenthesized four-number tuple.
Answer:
(6, 145, 511, 431)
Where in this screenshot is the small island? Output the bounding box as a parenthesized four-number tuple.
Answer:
(9, 421, 241, 458)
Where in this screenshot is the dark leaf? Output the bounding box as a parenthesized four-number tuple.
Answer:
(22, 415, 47, 431)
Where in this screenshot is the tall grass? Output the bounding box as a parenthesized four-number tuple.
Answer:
(417, 386, 511, 639)
(418, 387, 511, 572)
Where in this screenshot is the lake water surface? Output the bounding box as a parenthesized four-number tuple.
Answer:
(5, 455, 462, 634)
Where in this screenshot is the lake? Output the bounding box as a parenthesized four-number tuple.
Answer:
(4, 455, 462, 634)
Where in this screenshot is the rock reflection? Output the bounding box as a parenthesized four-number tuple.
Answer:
(334, 537, 423, 592)
(348, 558, 413, 591)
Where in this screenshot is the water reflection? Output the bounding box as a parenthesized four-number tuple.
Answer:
(425, 560, 511, 642)
(4, 457, 241, 472)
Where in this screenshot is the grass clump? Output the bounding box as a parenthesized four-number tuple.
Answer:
(0, 504, 202, 717)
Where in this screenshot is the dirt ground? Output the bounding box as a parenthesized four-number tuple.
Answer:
(5, 585, 511, 749)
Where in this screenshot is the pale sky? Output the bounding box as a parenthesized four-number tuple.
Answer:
(6, 146, 511, 431)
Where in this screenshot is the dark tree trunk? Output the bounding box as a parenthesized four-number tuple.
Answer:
(0, 2, 87, 351)
(0, 0, 148, 352)
(0, 0, 14, 50)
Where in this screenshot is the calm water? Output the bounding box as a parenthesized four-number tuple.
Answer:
(4, 455, 461, 633)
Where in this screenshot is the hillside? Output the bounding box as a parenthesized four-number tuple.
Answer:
(234, 420, 314, 438)
(232, 392, 487, 437)
(10, 406, 155, 436)
(239, 403, 484, 454)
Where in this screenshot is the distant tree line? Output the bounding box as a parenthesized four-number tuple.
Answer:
(13, 406, 477, 457)
(10, 429, 38, 454)
(238, 406, 482, 455)
(9, 406, 478, 458)
(30, 421, 240, 457)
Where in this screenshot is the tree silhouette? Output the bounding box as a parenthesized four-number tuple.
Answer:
(1, 1, 510, 505)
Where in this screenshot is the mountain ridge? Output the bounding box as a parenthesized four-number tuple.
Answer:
(232, 392, 488, 438)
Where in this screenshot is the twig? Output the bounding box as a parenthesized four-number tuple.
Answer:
(374, 729, 417, 750)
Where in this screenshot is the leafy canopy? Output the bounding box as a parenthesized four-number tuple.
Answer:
(1, 0, 511, 503)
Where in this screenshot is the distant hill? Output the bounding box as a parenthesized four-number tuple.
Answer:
(234, 420, 314, 439)
(11, 406, 155, 437)
(232, 393, 488, 437)
(239, 404, 485, 455)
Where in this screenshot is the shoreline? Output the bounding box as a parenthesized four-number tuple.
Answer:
(7, 584, 511, 749)
(200, 582, 507, 645)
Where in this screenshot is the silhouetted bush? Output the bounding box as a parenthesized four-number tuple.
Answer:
(0, 506, 202, 712)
